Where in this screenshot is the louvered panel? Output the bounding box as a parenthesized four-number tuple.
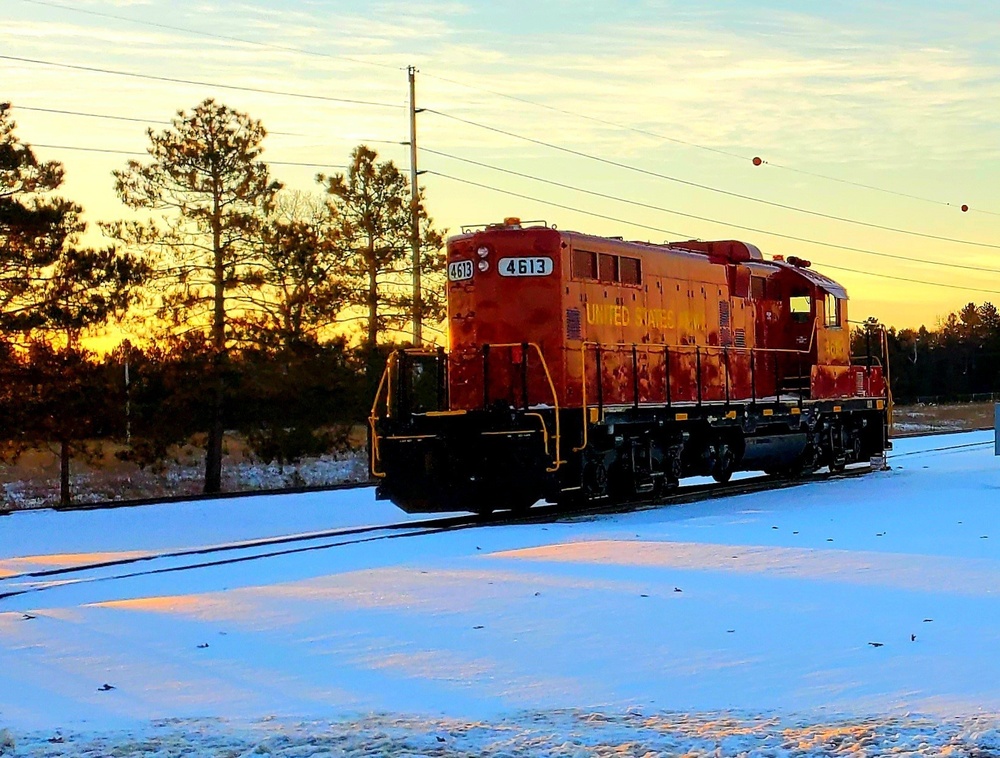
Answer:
(566, 308, 582, 341)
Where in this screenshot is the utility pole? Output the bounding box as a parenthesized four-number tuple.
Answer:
(408, 65, 422, 346)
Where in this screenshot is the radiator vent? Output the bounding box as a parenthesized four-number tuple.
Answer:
(566, 308, 582, 341)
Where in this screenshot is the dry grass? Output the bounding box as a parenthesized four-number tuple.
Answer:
(891, 401, 997, 435)
(0, 429, 370, 511)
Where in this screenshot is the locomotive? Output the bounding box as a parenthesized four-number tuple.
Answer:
(370, 218, 891, 514)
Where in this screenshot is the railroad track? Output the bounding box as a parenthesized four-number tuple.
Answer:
(0, 513, 479, 603)
(1, 427, 986, 518)
(0, 464, 876, 606)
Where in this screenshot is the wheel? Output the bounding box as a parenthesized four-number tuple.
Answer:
(712, 444, 735, 484)
(583, 459, 609, 501)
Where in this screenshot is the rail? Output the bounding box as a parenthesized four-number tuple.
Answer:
(571, 319, 884, 453)
(576, 319, 817, 413)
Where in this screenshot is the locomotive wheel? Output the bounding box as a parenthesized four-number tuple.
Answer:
(711, 444, 735, 484)
(583, 460, 609, 501)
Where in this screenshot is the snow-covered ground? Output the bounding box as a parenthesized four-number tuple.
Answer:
(1, 431, 999, 755)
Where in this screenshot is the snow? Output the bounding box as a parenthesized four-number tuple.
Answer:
(1, 430, 999, 755)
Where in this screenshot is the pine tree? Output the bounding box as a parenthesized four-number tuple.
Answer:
(318, 145, 444, 358)
(1, 103, 146, 338)
(108, 99, 281, 493)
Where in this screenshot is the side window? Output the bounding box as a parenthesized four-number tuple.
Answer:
(825, 293, 841, 327)
(789, 294, 811, 324)
(598, 253, 619, 283)
(620, 256, 641, 285)
(751, 276, 766, 300)
(572, 249, 597, 280)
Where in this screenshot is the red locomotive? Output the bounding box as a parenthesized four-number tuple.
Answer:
(370, 218, 891, 513)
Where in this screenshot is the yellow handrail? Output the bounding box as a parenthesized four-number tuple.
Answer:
(573, 343, 589, 452)
(572, 319, 820, 412)
(524, 412, 551, 455)
(881, 325, 894, 430)
(485, 342, 563, 472)
(367, 352, 395, 479)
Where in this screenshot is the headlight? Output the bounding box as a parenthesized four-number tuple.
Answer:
(478, 260, 489, 272)
(477, 246, 489, 258)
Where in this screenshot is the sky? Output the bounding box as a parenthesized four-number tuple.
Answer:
(4, 0, 1000, 335)
(3, 431, 1000, 754)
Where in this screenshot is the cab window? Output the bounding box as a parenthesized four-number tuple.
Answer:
(824, 293, 841, 327)
(598, 253, 619, 283)
(619, 256, 641, 285)
(572, 249, 597, 280)
(789, 294, 811, 323)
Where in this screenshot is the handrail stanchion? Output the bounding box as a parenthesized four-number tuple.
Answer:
(367, 355, 394, 479)
(596, 347, 604, 417)
(696, 346, 702, 407)
(632, 344, 639, 410)
(482, 343, 490, 409)
(665, 346, 671, 406)
(436, 346, 447, 411)
(750, 349, 756, 405)
(574, 344, 589, 453)
(797, 353, 804, 407)
(774, 351, 780, 405)
(521, 341, 529, 410)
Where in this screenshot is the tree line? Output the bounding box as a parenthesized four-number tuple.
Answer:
(1, 98, 442, 504)
(856, 302, 1000, 404)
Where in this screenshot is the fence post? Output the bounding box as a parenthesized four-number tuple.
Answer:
(995, 404, 1000, 457)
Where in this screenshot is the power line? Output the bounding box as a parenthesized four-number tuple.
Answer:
(422, 147, 1000, 275)
(32, 142, 349, 170)
(12, 104, 403, 144)
(818, 262, 999, 296)
(422, 71, 993, 217)
(14, 105, 302, 137)
(15, 0, 994, 218)
(18, 105, 164, 127)
(425, 170, 691, 238)
(0, 55, 404, 110)
(425, 108, 1000, 250)
(16, 0, 402, 72)
(423, 72, 747, 163)
(427, 169, 1000, 297)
